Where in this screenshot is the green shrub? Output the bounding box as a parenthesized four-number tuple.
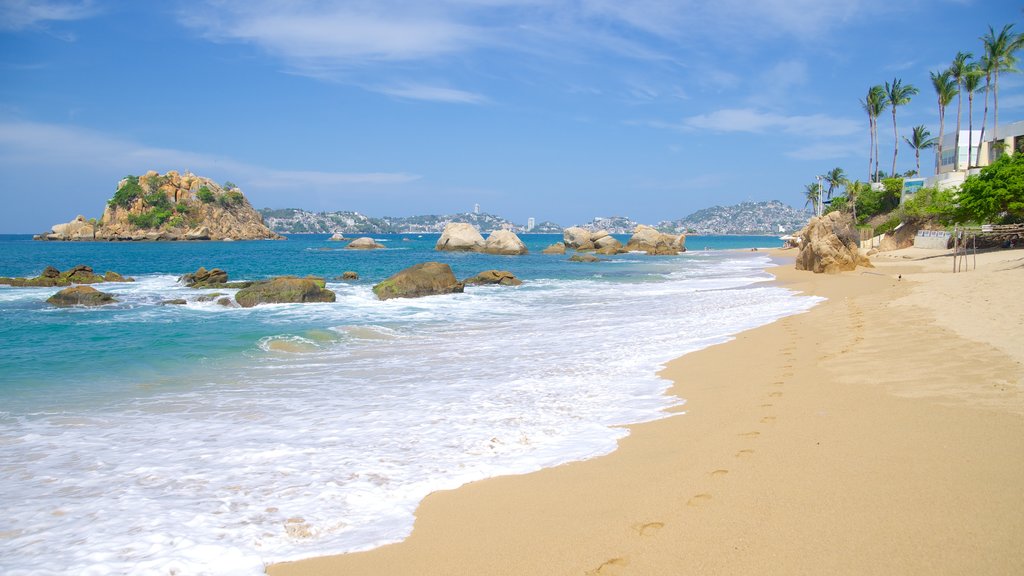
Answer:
(223, 181, 238, 190)
(901, 186, 955, 224)
(175, 201, 190, 213)
(874, 214, 902, 236)
(217, 190, 244, 207)
(109, 175, 143, 208)
(954, 153, 1024, 224)
(143, 190, 172, 210)
(197, 186, 215, 203)
(167, 215, 184, 228)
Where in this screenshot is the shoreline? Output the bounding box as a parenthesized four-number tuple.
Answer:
(269, 248, 1024, 575)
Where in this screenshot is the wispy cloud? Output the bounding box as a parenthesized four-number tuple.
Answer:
(0, 0, 98, 31)
(673, 108, 861, 137)
(376, 83, 489, 104)
(0, 120, 420, 193)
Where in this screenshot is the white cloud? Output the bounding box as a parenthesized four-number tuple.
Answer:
(376, 83, 488, 104)
(679, 108, 861, 137)
(0, 0, 97, 31)
(0, 120, 420, 191)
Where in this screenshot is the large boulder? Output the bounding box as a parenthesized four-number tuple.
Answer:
(624, 225, 686, 255)
(564, 226, 607, 251)
(328, 232, 347, 242)
(234, 276, 336, 307)
(372, 262, 464, 300)
(346, 237, 385, 250)
(435, 223, 485, 252)
(0, 265, 130, 287)
(45, 215, 95, 240)
(46, 286, 117, 307)
(464, 270, 523, 286)
(483, 230, 528, 255)
(542, 243, 566, 255)
(594, 235, 623, 255)
(794, 212, 873, 274)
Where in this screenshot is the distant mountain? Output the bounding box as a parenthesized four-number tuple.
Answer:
(659, 201, 810, 235)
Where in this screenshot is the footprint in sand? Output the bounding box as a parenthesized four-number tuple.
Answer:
(772, 380, 785, 386)
(686, 493, 712, 506)
(760, 403, 774, 408)
(587, 557, 629, 575)
(735, 449, 755, 458)
(769, 391, 783, 398)
(760, 416, 776, 424)
(633, 521, 664, 536)
(739, 431, 760, 438)
(710, 469, 729, 477)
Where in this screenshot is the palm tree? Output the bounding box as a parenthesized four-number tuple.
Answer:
(976, 55, 994, 167)
(949, 51, 973, 170)
(860, 85, 888, 182)
(803, 182, 820, 213)
(964, 66, 983, 167)
(884, 77, 919, 177)
(903, 125, 936, 175)
(823, 167, 847, 200)
(981, 24, 1024, 143)
(844, 180, 868, 224)
(930, 69, 956, 173)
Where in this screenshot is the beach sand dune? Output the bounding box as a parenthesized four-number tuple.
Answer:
(270, 248, 1024, 576)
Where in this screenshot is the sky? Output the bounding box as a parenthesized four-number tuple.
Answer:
(1, 0, 1022, 232)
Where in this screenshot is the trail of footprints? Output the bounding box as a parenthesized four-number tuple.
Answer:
(586, 320, 799, 575)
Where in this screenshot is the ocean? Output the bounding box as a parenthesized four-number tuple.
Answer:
(0, 233, 822, 575)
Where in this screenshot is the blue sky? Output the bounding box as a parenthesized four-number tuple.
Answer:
(1, 0, 1022, 232)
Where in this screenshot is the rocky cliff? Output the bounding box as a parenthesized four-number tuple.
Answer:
(37, 171, 283, 241)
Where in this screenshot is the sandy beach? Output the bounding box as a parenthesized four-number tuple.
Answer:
(269, 247, 1024, 576)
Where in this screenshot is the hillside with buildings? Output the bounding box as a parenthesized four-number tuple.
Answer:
(659, 201, 810, 235)
(260, 201, 809, 236)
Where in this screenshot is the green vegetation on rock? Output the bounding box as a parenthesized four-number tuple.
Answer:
(109, 175, 143, 208)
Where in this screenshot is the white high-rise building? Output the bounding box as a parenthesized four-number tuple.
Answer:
(473, 203, 480, 214)
(527, 217, 535, 231)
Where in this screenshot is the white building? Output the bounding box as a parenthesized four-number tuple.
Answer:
(928, 120, 1024, 190)
(527, 217, 535, 231)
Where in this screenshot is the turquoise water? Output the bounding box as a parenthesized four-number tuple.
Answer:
(0, 233, 814, 575)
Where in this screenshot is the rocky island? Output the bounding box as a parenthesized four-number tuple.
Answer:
(36, 170, 282, 241)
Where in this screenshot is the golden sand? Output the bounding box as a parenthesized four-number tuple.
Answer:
(269, 247, 1024, 576)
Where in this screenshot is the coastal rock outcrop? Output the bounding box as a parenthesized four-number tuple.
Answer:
(372, 262, 464, 300)
(328, 233, 347, 242)
(180, 267, 228, 287)
(569, 253, 601, 263)
(0, 265, 134, 287)
(482, 230, 528, 255)
(46, 285, 117, 307)
(624, 225, 686, 255)
(339, 271, 360, 280)
(463, 270, 523, 286)
(563, 227, 600, 251)
(435, 223, 485, 252)
(794, 211, 873, 274)
(234, 276, 336, 307)
(36, 170, 283, 242)
(542, 243, 566, 254)
(346, 237, 385, 250)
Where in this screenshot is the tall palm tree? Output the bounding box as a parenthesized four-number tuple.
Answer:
(823, 167, 847, 200)
(903, 125, 936, 175)
(860, 85, 888, 182)
(930, 69, 956, 173)
(803, 182, 820, 213)
(949, 51, 973, 170)
(844, 180, 868, 224)
(976, 55, 994, 167)
(963, 67, 983, 167)
(885, 77, 919, 178)
(981, 24, 1024, 143)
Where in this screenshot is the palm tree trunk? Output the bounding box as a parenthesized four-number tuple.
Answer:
(993, 68, 1000, 150)
(891, 107, 899, 177)
(977, 81, 989, 167)
(937, 106, 945, 174)
(915, 148, 920, 175)
(954, 88, 962, 170)
(867, 118, 873, 182)
(967, 92, 975, 169)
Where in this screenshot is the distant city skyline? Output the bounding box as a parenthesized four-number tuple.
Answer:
(1, 1, 1022, 232)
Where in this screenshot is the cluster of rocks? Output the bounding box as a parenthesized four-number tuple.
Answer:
(435, 223, 528, 255)
(1, 264, 133, 287)
(36, 170, 283, 242)
(548, 224, 686, 256)
(794, 212, 873, 274)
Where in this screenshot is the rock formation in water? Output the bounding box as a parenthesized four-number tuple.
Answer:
(234, 276, 336, 307)
(373, 262, 464, 300)
(463, 270, 523, 286)
(482, 230, 528, 255)
(346, 237, 385, 250)
(36, 171, 283, 241)
(46, 285, 118, 307)
(794, 211, 872, 274)
(0, 264, 134, 287)
(623, 225, 686, 255)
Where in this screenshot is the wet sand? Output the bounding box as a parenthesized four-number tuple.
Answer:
(269, 247, 1024, 575)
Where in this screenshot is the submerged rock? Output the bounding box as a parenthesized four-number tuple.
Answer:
(569, 254, 601, 263)
(373, 262, 464, 300)
(234, 276, 336, 307)
(328, 232, 347, 242)
(46, 286, 117, 307)
(179, 267, 232, 287)
(464, 270, 523, 286)
(0, 264, 132, 287)
(346, 237, 385, 250)
(338, 271, 360, 280)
